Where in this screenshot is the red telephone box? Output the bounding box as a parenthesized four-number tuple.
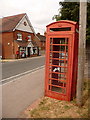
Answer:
(45, 20, 79, 101)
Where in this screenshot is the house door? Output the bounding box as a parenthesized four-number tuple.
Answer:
(27, 47, 30, 57)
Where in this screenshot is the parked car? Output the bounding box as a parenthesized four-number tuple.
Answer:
(0, 56, 2, 60)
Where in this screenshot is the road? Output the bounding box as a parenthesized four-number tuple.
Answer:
(2, 56, 45, 80)
(2, 52, 90, 80)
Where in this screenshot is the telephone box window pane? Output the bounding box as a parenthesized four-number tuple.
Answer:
(53, 53, 59, 58)
(65, 39, 68, 44)
(49, 66, 67, 74)
(51, 86, 66, 94)
(52, 86, 62, 93)
(58, 74, 66, 78)
(49, 79, 52, 84)
(59, 53, 68, 60)
(59, 67, 67, 73)
(52, 46, 67, 52)
(50, 52, 53, 57)
(66, 46, 68, 52)
(50, 54, 68, 61)
(60, 46, 65, 51)
(53, 38, 63, 44)
(50, 79, 66, 87)
(49, 60, 68, 66)
(49, 59, 52, 64)
(50, 45, 53, 51)
(50, 38, 53, 44)
(53, 38, 68, 44)
(49, 73, 66, 80)
(50, 38, 68, 55)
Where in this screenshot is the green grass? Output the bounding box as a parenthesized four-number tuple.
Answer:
(23, 78, 89, 118)
(64, 105, 71, 110)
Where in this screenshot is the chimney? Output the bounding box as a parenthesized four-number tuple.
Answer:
(44, 32, 46, 37)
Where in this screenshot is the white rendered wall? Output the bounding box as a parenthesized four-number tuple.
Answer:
(16, 17, 33, 33)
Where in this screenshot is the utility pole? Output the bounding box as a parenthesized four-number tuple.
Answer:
(76, 0, 87, 106)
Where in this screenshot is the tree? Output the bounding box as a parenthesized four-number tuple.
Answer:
(53, 1, 90, 42)
(53, 2, 79, 22)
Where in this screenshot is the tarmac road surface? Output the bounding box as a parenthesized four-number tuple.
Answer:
(2, 56, 45, 80)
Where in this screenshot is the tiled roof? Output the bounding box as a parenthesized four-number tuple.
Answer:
(15, 40, 30, 47)
(32, 40, 38, 47)
(33, 35, 41, 47)
(0, 13, 26, 32)
(36, 33, 46, 42)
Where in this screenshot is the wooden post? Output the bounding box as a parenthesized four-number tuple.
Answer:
(76, 1, 87, 106)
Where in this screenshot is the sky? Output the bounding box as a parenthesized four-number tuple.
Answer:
(0, 0, 62, 35)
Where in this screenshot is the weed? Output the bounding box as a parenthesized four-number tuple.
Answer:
(80, 113, 88, 118)
(30, 108, 38, 117)
(39, 106, 50, 111)
(64, 105, 71, 110)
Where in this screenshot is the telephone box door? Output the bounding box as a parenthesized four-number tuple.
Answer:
(45, 35, 73, 101)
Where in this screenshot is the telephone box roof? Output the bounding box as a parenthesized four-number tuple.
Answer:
(46, 20, 77, 27)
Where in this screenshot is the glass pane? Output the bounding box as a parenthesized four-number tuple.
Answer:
(49, 73, 66, 80)
(50, 45, 53, 51)
(50, 38, 53, 44)
(49, 60, 68, 66)
(53, 38, 68, 44)
(49, 79, 66, 87)
(51, 86, 66, 94)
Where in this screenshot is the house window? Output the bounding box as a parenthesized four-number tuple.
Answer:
(24, 22, 27, 26)
(28, 35, 31, 41)
(17, 33, 22, 40)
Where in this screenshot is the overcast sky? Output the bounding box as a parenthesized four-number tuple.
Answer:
(0, 0, 62, 35)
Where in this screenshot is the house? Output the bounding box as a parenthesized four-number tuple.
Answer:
(0, 13, 40, 59)
(36, 33, 46, 50)
(0, 43, 2, 59)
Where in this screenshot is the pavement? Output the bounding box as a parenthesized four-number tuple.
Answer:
(0, 55, 44, 62)
(2, 67, 45, 118)
(0, 50, 46, 63)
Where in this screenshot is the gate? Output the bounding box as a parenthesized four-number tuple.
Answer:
(45, 20, 79, 101)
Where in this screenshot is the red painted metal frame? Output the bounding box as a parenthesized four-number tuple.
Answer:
(45, 20, 79, 101)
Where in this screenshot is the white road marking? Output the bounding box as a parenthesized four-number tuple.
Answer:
(0, 65, 45, 84)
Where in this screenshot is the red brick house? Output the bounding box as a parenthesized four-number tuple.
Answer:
(0, 13, 40, 59)
(36, 33, 46, 50)
(0, 43, 2, 58)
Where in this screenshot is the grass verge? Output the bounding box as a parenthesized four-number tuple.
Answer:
(20, 78, 89, 118)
